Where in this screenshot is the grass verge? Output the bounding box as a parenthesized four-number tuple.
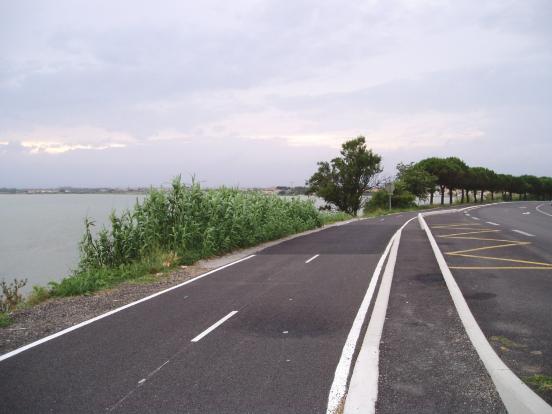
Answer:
(525, 375, 552, 392)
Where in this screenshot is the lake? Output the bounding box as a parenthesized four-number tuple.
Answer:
(0, 194, 144, 293)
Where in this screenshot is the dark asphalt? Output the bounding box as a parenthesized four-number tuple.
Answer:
(0, 213, 416, 413)
(377, 220, 505, 414)
(426, 202, 552, 404)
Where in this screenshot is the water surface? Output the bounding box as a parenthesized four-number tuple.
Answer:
(0, 194, 144, 292)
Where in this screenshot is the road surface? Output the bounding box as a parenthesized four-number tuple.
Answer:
(1, 202, 551, 413)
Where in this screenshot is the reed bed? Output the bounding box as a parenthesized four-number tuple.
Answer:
(49, 177, 325, 296)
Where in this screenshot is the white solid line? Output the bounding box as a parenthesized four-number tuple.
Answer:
(0, 255, 256, 363)
(486, 222, 500, 226)
(191, 311, 238, 342)
(325, 224, 400, 413)
(513, 229, 535, 237)
(344, 221, 406, 414)
(472, 216, 480, 220)
(305, 254, 320, 264)
(419, 213, 552, 414)
(536, 203, 552, 217)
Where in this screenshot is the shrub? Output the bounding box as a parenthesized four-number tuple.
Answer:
(50, 178, 323, 296)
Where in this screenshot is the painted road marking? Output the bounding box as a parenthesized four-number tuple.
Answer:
(0, 255, 255, 363)
(486, 222, 500, 226)
(536, 203, 552, 217)
(436, 226, 551, 269)
(439, 229, 500, 237)
(305, 254, 320, 264)
(522, 212, 531, 215)
(513, 229, 535, 237)
(420, 213, 552, 414)
(472, 217, 480, 220)
(327, 217, 416, 414)
(191, 311, 238, 342)
(342, 217, 417, 414)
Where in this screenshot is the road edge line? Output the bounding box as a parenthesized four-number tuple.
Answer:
(343, 220, 408, 414)
(325, 228, 398, 413)
(419, 212, 552, 414)
(0, 255, 256, 363)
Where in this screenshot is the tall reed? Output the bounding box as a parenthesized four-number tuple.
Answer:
(50, 177, 322, 296)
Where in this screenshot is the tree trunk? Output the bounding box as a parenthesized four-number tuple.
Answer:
(440, 186, 445, 205)
(491, 191, 494, 200)
(480, 190, 484, 203)
(466, 192, 470, 203)
(449, 188, 454, 205)
(430, 191, 434, 205)
(461, 189, 465, 203)
(473, 190, 478, 203)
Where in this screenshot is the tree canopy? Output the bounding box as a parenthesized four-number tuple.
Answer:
(307, 136, 382, 215)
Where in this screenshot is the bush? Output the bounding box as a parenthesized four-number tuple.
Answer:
(26, 285, 50, 306)
(0, 278, 27, 312)
(364, 189, 416, 212)
(50, 178, 323, 297)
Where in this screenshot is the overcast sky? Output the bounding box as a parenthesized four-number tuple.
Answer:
(1, 0, 550, 188)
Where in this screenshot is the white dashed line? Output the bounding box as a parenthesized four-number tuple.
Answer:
(512, 229, 535, 237)
(191, 311, 238, 342)
(486, 222, 500, 226)
(536, 203, 552, 217)
(472, 217, 480, 220)
(522, 212, 531, 215)
(305, 254, 320, 264)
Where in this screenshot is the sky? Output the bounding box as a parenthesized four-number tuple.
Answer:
(1, 0, 551, 188)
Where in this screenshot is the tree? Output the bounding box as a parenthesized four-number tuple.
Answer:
(307, 136, 382, 215)
(396, 162, 437, 203)
(445, 157, 469, 204)
(417, 157, 462, 205)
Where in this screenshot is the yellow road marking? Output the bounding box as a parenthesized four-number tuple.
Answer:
(447, 253, 552, 267)
(432, 223, 481, 228)
(447, 242, 531, 255)
(431, 221, 552, 270)
(438, 229, 500, 237)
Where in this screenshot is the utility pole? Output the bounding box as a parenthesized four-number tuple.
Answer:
(385, 182, 395, 211)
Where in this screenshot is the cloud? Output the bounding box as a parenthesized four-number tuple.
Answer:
(2, 126, 135, 154)
(0, 0, 551, 185)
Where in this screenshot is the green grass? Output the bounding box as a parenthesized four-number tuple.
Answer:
(525, 375, 552, 392)
(319, 211, 352, 225)
(0, 312, 12, 328)
(25, 286, 50, 307)
(362, 204, 436, 218)
(490, 335, 527, 350)
(48, 178, 327, 297)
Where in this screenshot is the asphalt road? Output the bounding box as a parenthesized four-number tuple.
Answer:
(0, 213, 417, 414)
(426, 201, 552, 404)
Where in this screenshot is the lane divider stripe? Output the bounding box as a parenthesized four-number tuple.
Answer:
(191, 311, 238, 343)
(513, 229, 535, 237)
(305, 254, 320, 264)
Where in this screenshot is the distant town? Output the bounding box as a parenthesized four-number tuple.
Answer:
(0, 186, 310, 196)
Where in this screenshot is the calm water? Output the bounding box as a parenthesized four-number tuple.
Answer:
(0, 194, 144, 292)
